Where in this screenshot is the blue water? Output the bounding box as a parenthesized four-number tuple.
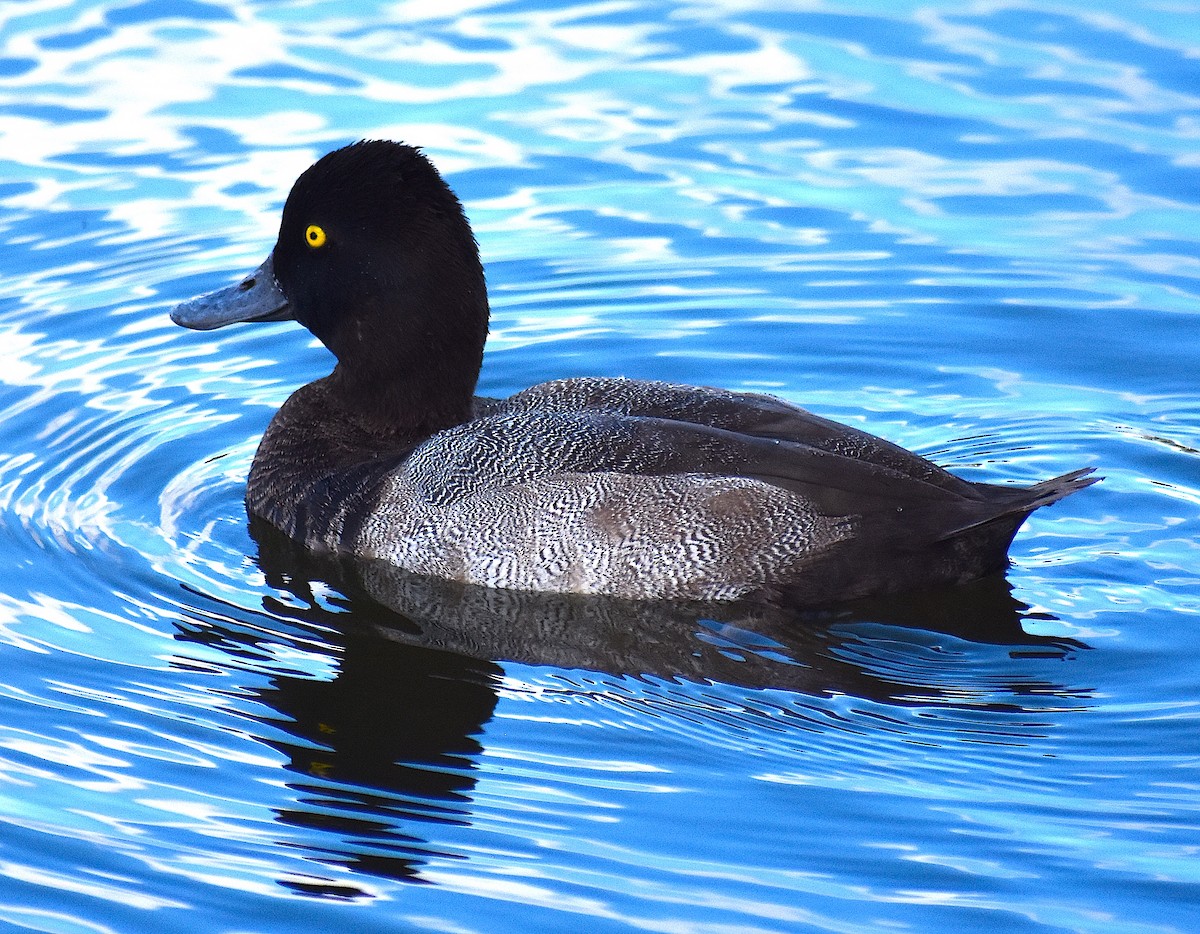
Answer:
(1, 1, 1198, 931)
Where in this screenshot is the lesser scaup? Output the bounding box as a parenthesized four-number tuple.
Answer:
(172, 140, 1095, 603)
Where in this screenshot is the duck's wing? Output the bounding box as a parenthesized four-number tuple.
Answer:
(494, 376, 974, 495)
(401, 407, 987, 533)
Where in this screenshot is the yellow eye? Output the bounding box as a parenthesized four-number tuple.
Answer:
(305, 224, 327, 248)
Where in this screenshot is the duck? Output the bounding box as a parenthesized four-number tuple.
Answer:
(171, 139, 1096, 604)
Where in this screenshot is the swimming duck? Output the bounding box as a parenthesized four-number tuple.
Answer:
(172, 140, 1095, 604)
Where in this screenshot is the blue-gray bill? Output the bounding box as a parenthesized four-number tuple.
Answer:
(170, 254, 292, 330)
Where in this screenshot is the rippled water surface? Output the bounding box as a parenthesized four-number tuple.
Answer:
(2, 1, 1199, 931)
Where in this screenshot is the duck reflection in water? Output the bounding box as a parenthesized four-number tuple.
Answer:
(172, 517, 1091, 896)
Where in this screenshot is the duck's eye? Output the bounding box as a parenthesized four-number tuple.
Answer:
(305, 224, 327, 249)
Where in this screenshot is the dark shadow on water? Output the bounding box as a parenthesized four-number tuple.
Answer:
(173, 517, 1091, 896)
(176, 580, 502, 897)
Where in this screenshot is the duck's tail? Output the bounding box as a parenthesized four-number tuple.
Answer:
(778, 467, 1098, 607)
(938, 466, 1099, 545)
(1016, 466, 1100, 509)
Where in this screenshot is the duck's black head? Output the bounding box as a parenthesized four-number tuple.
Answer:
(172, 140, 489, 433)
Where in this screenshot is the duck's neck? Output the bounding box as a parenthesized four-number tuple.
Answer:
(328, 338, 481, 437)
(317, 262, 489, 437)
(312, 278, 489, 434)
